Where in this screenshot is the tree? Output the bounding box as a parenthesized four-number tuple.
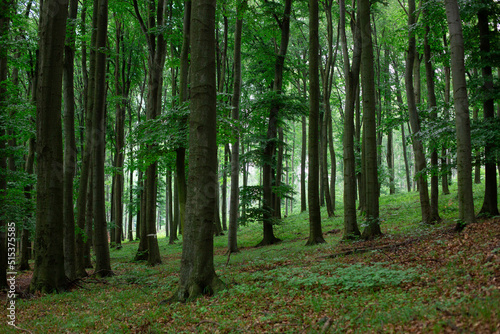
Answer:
(306, 0, 325, 246)
(258, 0, 292, 247)
(405, 0, 432, 224)
(175, 0, 225, 301)
(340, 0, 361, 239)
(422, 3, 441, 223)
(30, 0, 69, 292)
(75, 0, 93, 278)
(0, 0, 14, 289)
(359, 0, 382, 239)
(132, 0, 167, 265)
(228, 0, 247, 254)
(477, 4, 499, 217)
(92, 0, 113, 277)
(444, 0, 475, 227)
(62, 0, 78, 281)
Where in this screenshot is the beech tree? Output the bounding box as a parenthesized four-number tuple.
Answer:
(340, 0, 361, 239)
(175, 0, 225, 300)
(92, 0, 112, 277)
(30, 0, 69, 292)
(306, 0, 325, 246)
(359, 0, 382, 239)
(258, 0, 292, 246)
(444, 0, 475, 227)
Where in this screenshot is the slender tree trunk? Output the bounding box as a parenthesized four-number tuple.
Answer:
(340, 0, 361, 239)
(359, 0, 381, 239)
(423, 20, 441, 222)
(228, 0, 246, 253)
(176, 0, 191, 236)
(62, 0, 79, 280)
(128, 106, 134, 241)
(473, 100, 481, 184)
(92, 0, 112, 277)
(258, 0, 292, 247)
(221, 147, 228, 231)
(442, 35, 451, 194)
(320, 112, 334, 217)
(406, 0, 432, 224)
(477, 8, 499, 217)
(170, 171, 179, 244)
(306, 0, 326, 245)
(444, 0, 476, 227)
(0, 0, 13, 287)
(394, 66, 412, 192)
(75, 1, 92, 277)
(20, 136, 35, 271)
(84, 167, 93, 268)
(300, 115, 307, 212)
(30, 0, 69, 292)
(113, 18, 125, 249)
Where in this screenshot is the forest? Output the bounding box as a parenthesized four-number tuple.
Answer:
(1, 0, 499, 332)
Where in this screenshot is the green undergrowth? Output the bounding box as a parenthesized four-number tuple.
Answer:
(7, 182, 500, 333)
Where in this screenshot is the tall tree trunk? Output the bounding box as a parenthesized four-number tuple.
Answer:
(258, 0, 292, 247)
(394, 65, 412, 192)
(175, 0, 225, 301)
(176, 0, 191, 236)
(113, 18, 125, 249)
(0, 0, 13, 288)
(30, 0, 69, 292)
(92, 0, 112, 277)
(444, 0, 476, 227)
(75, 1, 92, 277)
(442, 35, 451, 194)
(359, 0, 381, 239)
(477, 7, 499, 217)
(275, 128, 284, 219)
(228, 0, 246, 253)
(133, 0, 168, 265)
(84, 167, 93, 268)
(423, 19, 441, 222)
(128, 106, 134, 241)
(300, 115, 307, 212)
(63, 0, 79, 280)
(340, 0, 361, 239)
(170, 171, 179, 244)
(406, 0, 432, 224)
(320, 112, 334, 217)
(306, 0, 326, 246)
(221, 146, 228, 231)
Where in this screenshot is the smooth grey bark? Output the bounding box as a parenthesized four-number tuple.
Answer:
(340, 0, 361, 239)
(92, 0, 112, 277)
(444, 0, 476, 227)
(30, 0, 69, 292)
(132, 0, 168, 265)
(306, 0, 326, 246)
(228, 0, 246, 253)
(176, 0, 191, 236)
(406, 0, 432, 224)
(175, 0, 225, 301)
(258, 0, 292, 247)
(423, 19, 441, 223)
(359, 0, 381, 239)
(301, 115, 307, 212)
(63, 0, 79, 280)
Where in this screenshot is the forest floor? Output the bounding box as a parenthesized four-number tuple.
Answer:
(3, 185, 500, 333)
